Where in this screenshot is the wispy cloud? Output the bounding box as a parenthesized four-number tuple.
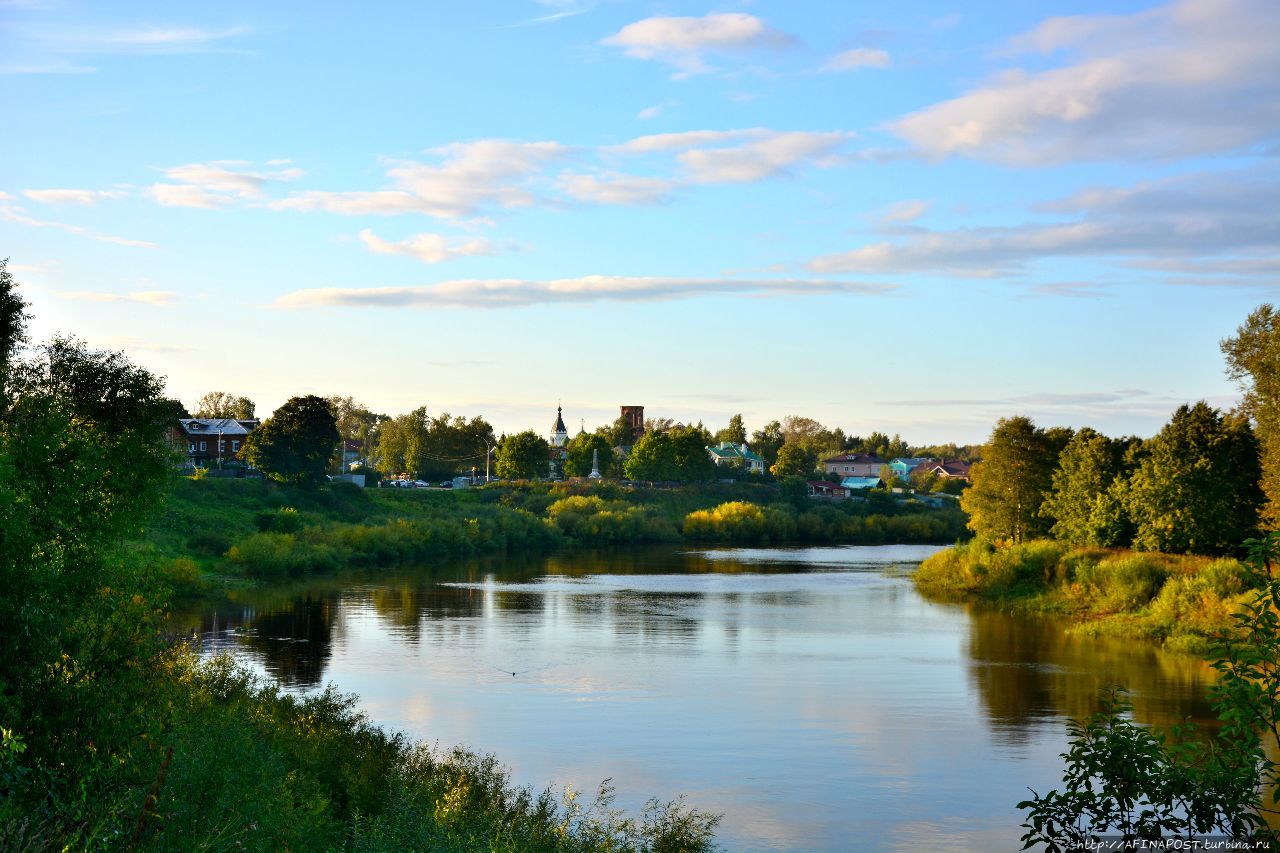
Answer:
(601, 12, 794, 77)
(878, 199, 931, 224)
(1027, 282, 1110, 298)
(4, 23, 252, 74)
(147, 160, 304, 208)
(809, 167, 1280, 279)
(557, 172, 676, 205)
(822, 48, 891, 72)
(274, 276, 894, 310)
(56, 290, 177, 305)
(889, 0, 1280, 164)
(23, 188, 126, 205)
(0, 200, 156, 247)
(358, 228, 502, 264)
(272, 140, 565, 220)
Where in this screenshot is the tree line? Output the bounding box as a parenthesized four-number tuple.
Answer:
(962, 304, 1280, 556)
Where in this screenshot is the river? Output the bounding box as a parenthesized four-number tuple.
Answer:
(176, 544, 1217, 851)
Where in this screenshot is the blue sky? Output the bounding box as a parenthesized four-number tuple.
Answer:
(2, 0, 1276, 443)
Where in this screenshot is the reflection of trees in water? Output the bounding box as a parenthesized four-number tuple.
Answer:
(239, 595, 337, 690)
(965, 605, 1217, 744)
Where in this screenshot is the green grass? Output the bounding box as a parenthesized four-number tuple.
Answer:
(913, 540, 1258, 654)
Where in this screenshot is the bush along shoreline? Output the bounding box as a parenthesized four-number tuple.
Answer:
(144, 477, 970, 594)
(912, 539, 1259, 656)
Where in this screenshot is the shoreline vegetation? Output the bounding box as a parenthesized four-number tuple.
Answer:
(913, 539, 1257, 657)
(145, 477, 969, 596)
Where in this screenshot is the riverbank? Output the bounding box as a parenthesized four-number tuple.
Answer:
(143, 477, 969, 595)
(912, 540, 1255, 655)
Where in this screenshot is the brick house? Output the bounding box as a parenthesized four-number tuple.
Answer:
(172, 417, 259, 467)
(822, 452, 885, 478)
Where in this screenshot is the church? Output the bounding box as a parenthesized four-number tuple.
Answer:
(548, 405, 569, 478)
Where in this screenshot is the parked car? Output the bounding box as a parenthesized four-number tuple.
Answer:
(413, 480, 430, 488)
(438, 481, 453, 489)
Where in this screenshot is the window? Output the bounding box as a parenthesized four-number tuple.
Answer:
(218, 439, 225, 453)
(199, 441, 206, 451)
(232, 440, 240, 452)
(189, 442, 195, 453)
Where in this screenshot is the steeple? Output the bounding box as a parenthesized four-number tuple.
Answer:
(550, 404, 568, 447)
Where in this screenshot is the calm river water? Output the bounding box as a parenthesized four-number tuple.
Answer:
(177, 545, 1217, 851)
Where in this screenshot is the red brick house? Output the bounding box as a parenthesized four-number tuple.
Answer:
(171, 417, 260, 467)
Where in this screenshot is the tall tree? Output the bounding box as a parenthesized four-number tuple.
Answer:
(0, 258, 28, 406)
(194, 390, 256, 420)
(750, 420, 785, 467)
(623, 425, 717, 482)
(1040, 428, 1134, 547)
(1222, 304, 1280, 528)
(771, 443, 818, 478)
(495, 430, 550, 480)
(564, 432, 616, 477)
(962, 416, 1067, 543)
(243, 395, 339, 486)
(714, 414, 748, 445)
(1125, 402, 1263, 555)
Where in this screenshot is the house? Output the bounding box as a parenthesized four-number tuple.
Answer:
(823, 452, 884, 478)
(172, 417, 259, 467)
(916, 459, 973, 481)
(840, 476, 885, 491)
(889, 457, 934, 481)
(806, 480, 851, 499)
(706, 441, 766, 474)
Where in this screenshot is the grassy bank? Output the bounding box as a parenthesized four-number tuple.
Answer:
(144, 478, 969, 593)
(913, 539, 1257, 655)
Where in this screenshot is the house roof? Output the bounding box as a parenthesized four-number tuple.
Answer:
(806, 480, 849, 491)
(840, 476, 884, 490)
(179, 417, 254, 436)
(707, 442, 765, 463)
(823, 452, 884, 465)
(890, 457, 934, 467)
(552, 406, 567, 434)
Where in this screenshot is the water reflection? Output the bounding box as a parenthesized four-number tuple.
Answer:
(174, 545, 1221, 852)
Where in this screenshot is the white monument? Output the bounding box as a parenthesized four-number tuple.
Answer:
(589, 447, 602, 479)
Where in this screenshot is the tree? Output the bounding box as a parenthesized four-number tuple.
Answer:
(194, 390, 256, 420)
(1040, 428, 1135, 547)
(243, 395, 340, 486)
(1222, 304, 1280, 528)
(714, 414, 748, 445)
(1125, 402, 1262, 555)
(750, 420, 785, 467)
(0, 258, 28, 406)
(961, 416, 1067, 544)
(564, 431, 616, 478)
(496, 430, 550, 480)
(623, 426, 717, 482)
(771, 443, 818, 478)
(600, 415, 637, 448)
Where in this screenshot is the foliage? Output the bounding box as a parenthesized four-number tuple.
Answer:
(749, 420, 784, 467)
(962, 416, 1068, 544)
(193, 389, 255, 420)
(623, 426, 717, 483)
(0, 258, 28, 404)
(545, 495, 679, 545)
(1222, 304, 1280, 529)
(1040, 428, 1136, 547)
(563, 432, 616, 478)
(1018, 532, 1280, 849)
(244, 394, 341, 487)
(497, 429, 551, 480)
(375, 407, 493, 481)
(714, 413, 747, 445)
(771, 442, 817, 478)
(1125, 402, 1262, 555)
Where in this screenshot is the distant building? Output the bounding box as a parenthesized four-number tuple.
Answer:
(889, 457, 935, 481)
(706, 441, 766, 474)
(620, 405, 645, 439)
(171, 417, 259, 467)
(806, 480, 851, 499)
(550, 405, 568, 448)
(916, 459, 973, 481)
(840, 476, 885, 491)
(823, 452, 884, 478)
(548, 405, 570, 478)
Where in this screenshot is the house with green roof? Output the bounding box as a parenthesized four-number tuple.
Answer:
(706, 441, 766, 474)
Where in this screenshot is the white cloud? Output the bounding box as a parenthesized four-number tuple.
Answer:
(22, 188, 124, 205)
(808, 168, 1280, 278)
(601, 13, 793, 76)
(558, 172, 675, 205)
(678, 131, 849, 184)
(146, 160, 305, 208)
(53, 25, 250, 55)
(889, 0, 1280, 164)
(358, 228, 501, 264)
(273, 140, 565, 220)
(56, 290, 177, 305)
(611, 128, 771, 154)
(147, 183, 236, 209)
(274, 275, 893, 310)
(0, 201, 156, 248)
(879, 199, 931, 224)
(823, 48, 890, 71)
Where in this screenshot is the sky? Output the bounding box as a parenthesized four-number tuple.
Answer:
(2, 0, 1277, 444)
